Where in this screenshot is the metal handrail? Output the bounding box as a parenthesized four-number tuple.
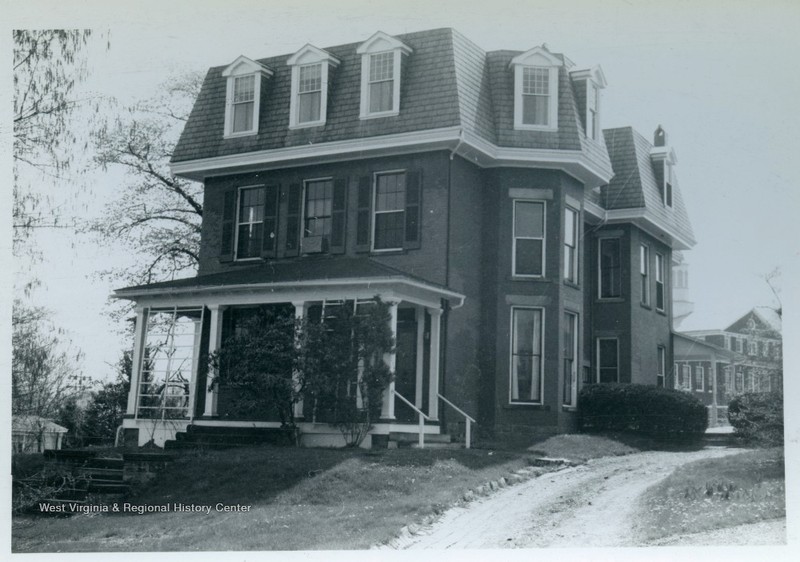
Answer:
(438, 393, 475, 449)
(392, 390, 430, 448)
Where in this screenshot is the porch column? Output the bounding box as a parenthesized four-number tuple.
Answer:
(428, 307, 442, 421)
(381, 299, 400, 419)
(415, 306, 425, 409)
(203, 304, 224, 417)
(292, 301, 306, 420)
(126, 306, 148, 417)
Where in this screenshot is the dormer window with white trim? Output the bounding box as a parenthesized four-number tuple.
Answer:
(287, 44, 339, 129)
(357, 31, 412, 119)
(650, 126, 677, 209)
(510, 46, 563, 131)
(222, 56, 273, 138)
(570, 66, 606, 140)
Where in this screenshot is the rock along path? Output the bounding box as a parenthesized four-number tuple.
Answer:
(400, 448, 754, 549)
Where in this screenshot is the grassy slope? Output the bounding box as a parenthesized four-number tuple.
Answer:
(636, 447, 785, 541)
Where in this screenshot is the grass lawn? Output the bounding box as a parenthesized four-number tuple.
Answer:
(637, 447, 785, 541)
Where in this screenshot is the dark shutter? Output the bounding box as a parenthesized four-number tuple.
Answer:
(261, 184, 280, 259)
(355, 176, 372, 252)
(285, 183, 302, 257)
(219, 189, 237, 262)
(330, 178, 348, 254)
(403, 170, 422, 250)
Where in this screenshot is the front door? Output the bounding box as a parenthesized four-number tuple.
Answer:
(394, 308, 419, 422)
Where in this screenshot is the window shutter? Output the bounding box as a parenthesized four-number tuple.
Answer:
(330, 178, 348, 254)
(219, 189, 237, 262)
(261, 184, 280, 259)
(285, 183, 302, 257)
(355, 176, 372, 252)
(403, 170, 422, 250)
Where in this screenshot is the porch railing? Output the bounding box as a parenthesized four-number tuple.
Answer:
(391, 390, 430, 448)
(438, 393, 476, 449)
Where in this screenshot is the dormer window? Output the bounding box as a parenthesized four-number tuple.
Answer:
(570, 66, 607, 140)
(510, 46, 563, 131)
(357, 32, 412, 119)
(222, 56, 273, 138)
(287, 44, 339, 129)
(664, 163, 674, 207)
(650, 127, 677, 209)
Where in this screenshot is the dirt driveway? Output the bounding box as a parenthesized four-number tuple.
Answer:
(398, 448, 751, 549)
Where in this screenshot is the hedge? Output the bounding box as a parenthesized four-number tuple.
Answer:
(578, 383, 708, 440)
(728, 391, 784, 445)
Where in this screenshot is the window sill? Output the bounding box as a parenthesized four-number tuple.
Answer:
(289, 121, 326, 130)
(360, 110, 400, 120)
(509, 275, 550, 282)
(561, 405, 577, 412)
(596, 297, 625, 303)
(656, 308, 667, 316)
(371, 248, 406, 255)
(504, 403, 549, 411)
(640, 302, 652, 310)
(513, 123, 558, 132)
(563, 280, 580, 290)
(224, 130, 259, 139)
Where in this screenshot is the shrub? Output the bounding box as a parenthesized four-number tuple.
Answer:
(727, 391, 784, 445)
(578, 383, 708, 440)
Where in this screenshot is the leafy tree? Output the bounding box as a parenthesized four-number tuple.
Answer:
(81, 353, 132, 445)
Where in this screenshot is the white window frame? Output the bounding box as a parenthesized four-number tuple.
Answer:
(287, 45, 339, 129)
(655, 252, 665, 312)
(674, 362, 681, 389)
(371, 169, 406, 252)
(301, 176, 335, 250)
(509, 306, 545, 405)
(563, 311, 579, 406)
(564, 207, 578, 284)
(598, 237, 622, 299)
(596, 337, 619, 383)
(682, 364, 691, 391)
(695, 365, 705, 392)
(736, 338, 743, 353)
(222, 56, 272, 139)
(512, 199, 546, 278)
(640, 244, 650, 306)
(657, 346, 666, 388)
(510, 46, 561, 131)
(357, 32, 412, 120)
(587, 81, 600, 140)
(234, 184, 266, 261)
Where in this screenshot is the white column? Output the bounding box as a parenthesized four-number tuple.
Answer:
(126, 306, 148, 417)
(292, 301, 306, 420)
(415, 306, 425, 409)
(428, 307, 442, 421)
(381, 299, 400, 419)
(203, 305, 224, 417)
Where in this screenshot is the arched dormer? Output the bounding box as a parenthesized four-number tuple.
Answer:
(286, 44, 340, 129)
(356, 31, 413, 119)
(221, 56, 273, 138)
(509, 46, 562, 131)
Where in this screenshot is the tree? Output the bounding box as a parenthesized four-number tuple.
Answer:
(89, 72, 204, 292)
(81, 353, 132, 445)
(12, 300, 84, 423)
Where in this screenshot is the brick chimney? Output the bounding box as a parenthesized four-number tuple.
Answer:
(654, 125, 667, 147)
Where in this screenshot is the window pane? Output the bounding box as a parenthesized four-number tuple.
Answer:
(514, 201, 544, 238)
(376, 173, 405, 211)
(598, 339, 618, 383)
(304, 180, 333, 240)
(511, 308, 542, 403)
(370, 80, 393, 113)
(565, 209, 576, 246)
(369, 52, 394, 81)
(515, 239, 543, 276)
(298, 64, 321, 93)
(233, 75, 255, 102)
(298, 91, 321, 123)
(600, 239, 621, 298)
(522, 95, 549, 126)
(237, 223, 263, 259)
(522, 67, 549, 94)
(233, 102, 254, 132)
(374, 212, 404, 249)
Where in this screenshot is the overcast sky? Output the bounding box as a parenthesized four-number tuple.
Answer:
(3, 0, 800, 385)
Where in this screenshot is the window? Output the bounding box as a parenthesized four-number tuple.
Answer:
(287, 45, 339, 129)
(736, 338, 743, 353)
(235, 186, 266, 259)
(222, 56, 271, 138)
(297, 64, 322, 123)
(563, 312, 578, 406)
(599, 238, 621, 298)
(304, 179, 333, 243)
(655, 252, 665, 311)
(510, 307, 544, 404)
(748, 340, 757, 355)
(596, 337, 619, 383)
(587, 81, 600, 140)
(735, 369, 744, 392)
(357, 32, 411, 119)
(682, 364, 691, 390)
(657, 346, 666, 388)
(511, 46, 560, 131)
(513, 201, 545, 277)
(564, 208, 578, 283)
(640, 245, 650, 306)
(694, 365, 705, 392)
(373, 172, 406, 251)
(664, 163, 673, 208)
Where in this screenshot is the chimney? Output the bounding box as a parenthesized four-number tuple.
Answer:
(654, 125, 667, 147)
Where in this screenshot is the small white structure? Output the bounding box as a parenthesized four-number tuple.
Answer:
(12, 416, 68, 453)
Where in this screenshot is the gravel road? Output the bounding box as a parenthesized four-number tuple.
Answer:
(397, 447, 780, 549)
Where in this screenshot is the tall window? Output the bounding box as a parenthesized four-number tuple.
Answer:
(564, 208, 578, 283)
(682, 364, 691, 390)
(664, 164, 673, 208)
(655, 253, 665, 311)
(694, 365, 705, 391)
(368, 52, 394, 114)
(657, 346, 666, 388)
(599, 238, 621, 298)
(596, 337, 619, 383)
(522, 67, 551, 127)
(640, 245, 650, 305)
(373, 172, 405, 250)
(232, 75, 256, 134)
(513, 200, 545, 277)
(510, 307, 543, 404)
(236, 186, 265, 259)
(587, 82, 600, 140)
(297, 64, 322, 124)
(563, 312, 578, 405)
(304, 179, 333, 242)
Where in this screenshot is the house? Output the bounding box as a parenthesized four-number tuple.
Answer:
(115, 28, 695, 448)
(12, 416, 68, 453)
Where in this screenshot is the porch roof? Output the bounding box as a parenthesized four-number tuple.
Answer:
(113, 257, 465, 308)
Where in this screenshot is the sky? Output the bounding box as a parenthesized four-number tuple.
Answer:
(3, 0, 799, 386)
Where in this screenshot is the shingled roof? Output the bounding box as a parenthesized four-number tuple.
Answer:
(171, 27, 610, 176)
